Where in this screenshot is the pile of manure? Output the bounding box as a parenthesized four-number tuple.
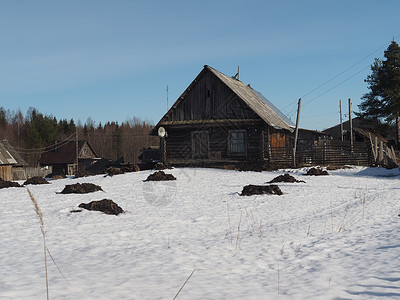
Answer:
(268, 173, 305, 183)
(0, 179, 21, 189)
(23, 176, 49, 185)
(305, 168, 329, 176)
(61, 182, 103, 194)
(144, 171, 176, 181)
(78, 199, 124, 215)
(240, 184, 283, 196)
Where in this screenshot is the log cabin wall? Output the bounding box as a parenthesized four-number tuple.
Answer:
(169, 68, 260, 122)
(164, 122, 266, 165)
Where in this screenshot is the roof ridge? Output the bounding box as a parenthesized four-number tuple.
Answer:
(204, 65, 243, 82)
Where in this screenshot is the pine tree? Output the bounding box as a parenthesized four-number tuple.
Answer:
(358, 40, 400, 145)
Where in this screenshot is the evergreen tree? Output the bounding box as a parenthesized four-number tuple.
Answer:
(358, 41, 400, 145)
(112, 123, 122, 159)
(25, 110, 58, 148)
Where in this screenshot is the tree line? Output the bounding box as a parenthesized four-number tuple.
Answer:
(0, 107, 158, 166)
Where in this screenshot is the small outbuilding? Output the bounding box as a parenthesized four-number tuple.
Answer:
(38, 140, 100, 175)
(323, 117, 388, 145)
(0, 139, 28, 180)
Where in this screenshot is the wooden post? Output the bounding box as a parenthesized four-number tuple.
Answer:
(391, 146, 398, 165)
(396, 112, 400, 148)
(75, 127, 79, 174)
(339, 100, 343, 141)
(292, 98, 302, 168)
(348, 98, 353, 151)
(369, 133, 376, 162)
(160, 137, 167, 165)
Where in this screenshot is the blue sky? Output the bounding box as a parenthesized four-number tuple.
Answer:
(1, 0, 400, 130)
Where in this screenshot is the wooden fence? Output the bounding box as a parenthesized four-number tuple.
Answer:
(270, 140, 371, 167)
(368, 134, 399, 167)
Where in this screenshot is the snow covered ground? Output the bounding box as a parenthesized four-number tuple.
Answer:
(1, 166, 400, 299)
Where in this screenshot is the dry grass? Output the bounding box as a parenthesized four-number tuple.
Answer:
(27, 188, 49, 300)
(235, 212, 242, 251)
(173, 269, 196, 300)
(226, 200, 232, 244)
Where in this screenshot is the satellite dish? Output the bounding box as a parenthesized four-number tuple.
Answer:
(158, 127, 167, 138)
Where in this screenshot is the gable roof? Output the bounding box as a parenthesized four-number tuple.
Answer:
(152, 65, 294, 133)
(0, 139, 27, 166)
(206, 66, 294, 130)
(38, 140, 98, 165)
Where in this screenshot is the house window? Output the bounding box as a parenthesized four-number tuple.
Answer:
(229, 130, 246, 155)
(192, 131, 209, 158)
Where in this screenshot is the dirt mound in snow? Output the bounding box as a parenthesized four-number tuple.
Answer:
(49, 174, 67, 180)
(74, 157, 141, 178)
(0, 179, 21, 189)
(61, 183, 103, 194)
(144, 171, 176, 181)
(23, 176, 49, 185)
(79, 199, 124, 215)
(268, 173, 305, 183)
(106, 167, 125, 176)
(74, 170, 95, 178)
(305, 168, 329, 176)
(241, 184, 283, 196)
(46, 173, 67, 180)
(155, 162, 171, 170)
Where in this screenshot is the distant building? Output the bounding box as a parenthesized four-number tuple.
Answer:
(0, 139, 27, 180)
(38, 140, 100, 175)
(323, 117, 388, 145)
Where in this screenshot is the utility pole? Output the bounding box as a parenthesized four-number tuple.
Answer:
(75, 127, 79, 174)
(292, 98, 302, 168)
(339, 100, 343, 141)
(17, 113, 20, 149)
(348, 98, 353, 151)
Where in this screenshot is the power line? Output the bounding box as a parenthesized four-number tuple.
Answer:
(281, 34, 400, 114)
(16, 133, 76, 154)
(302, 64, 371, 108)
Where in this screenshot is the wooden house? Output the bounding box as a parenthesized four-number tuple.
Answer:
(38, 140, 99, 175)
(0, 139, 28, 180)
(150, 65, 296, 169)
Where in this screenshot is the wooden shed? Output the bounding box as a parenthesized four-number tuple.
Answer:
(150, 65, 295, 169)
(38, 140, 100, 175)
(323, 117, 388, 144)
(0, 139, 28, 180)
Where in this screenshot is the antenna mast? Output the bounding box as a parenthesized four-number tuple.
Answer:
(166, 85, 169, 112)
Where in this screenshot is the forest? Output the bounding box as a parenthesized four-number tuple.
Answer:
(0, 107, 158, 166)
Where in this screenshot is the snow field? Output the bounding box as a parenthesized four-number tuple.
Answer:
(0, 167, 399, 299)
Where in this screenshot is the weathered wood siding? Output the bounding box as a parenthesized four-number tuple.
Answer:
(164, 124, 264, 163)
(0, 165, 13, 181)
(168, 69, 259, 122)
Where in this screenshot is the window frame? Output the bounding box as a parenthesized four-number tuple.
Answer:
(228, 130, 246, 157)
